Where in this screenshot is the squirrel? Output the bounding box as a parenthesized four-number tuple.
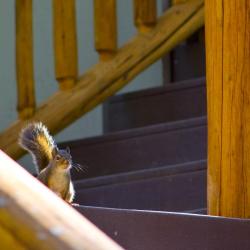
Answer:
(19, 122, 75, 203)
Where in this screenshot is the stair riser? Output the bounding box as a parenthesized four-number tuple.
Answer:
(104, 78, 206, 132)
(64, 118, 207, 179)
(75, 169, 206, 212)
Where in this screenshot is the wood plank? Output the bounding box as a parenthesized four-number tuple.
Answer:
(172, 0, 189, 5)
(53, 0, 78, 90)
(0, 0, 204, 160)
(94, 0, 117, 61)
(103, 77, 206, 132)
(62, 117, 207, 179)
(74, 160, 207, 212)
(0, 225, 26, 250)
(206, 0, 250, 218)
(133, 0, 157, 33)
(16, 0, 36, 119)
(0, 151, 123, 250)
(171, 29, 206, 82)
(77, 206, 250, 250)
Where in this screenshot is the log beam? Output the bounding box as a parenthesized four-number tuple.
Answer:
(206, 0, 250, 218)
(172, 0, 189, 5)
(0, 151, 123, 250)
(0, 0, 204, 160)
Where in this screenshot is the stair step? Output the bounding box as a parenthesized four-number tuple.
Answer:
(104, 77, 206, 132)
(74, 160, 206, 212)
(77, 206, 250, 250)
(61, 116, 207, 179)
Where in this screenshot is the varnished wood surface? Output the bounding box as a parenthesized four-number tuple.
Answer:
(206, 0, 250, 218)
(133, 0, 157, 32)
(94, 0, 117, 60)
(53, 0, 78, 90)
(0, 151, 123, 250)
(16, 0, 36, 119)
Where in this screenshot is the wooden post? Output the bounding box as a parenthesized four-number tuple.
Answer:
(16, 0, 36, 119)
(206, 0, 250, 218)
(94, 0, 117, 61)
(133, 0, 157, 33)
(53, 0, 78, 90)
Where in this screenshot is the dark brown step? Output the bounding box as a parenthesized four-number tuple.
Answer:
(76, 206, 250, 250)
(74, 160, 206, 212)
(61, 116, 207, 180)
(103, 77, 206, 132)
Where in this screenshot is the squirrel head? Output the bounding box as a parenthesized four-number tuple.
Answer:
(51, 146, 72, 170)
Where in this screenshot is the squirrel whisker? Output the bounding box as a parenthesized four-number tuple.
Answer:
(72, 163, 88, 173)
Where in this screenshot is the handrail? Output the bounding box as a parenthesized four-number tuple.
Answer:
(0, 0, 204, 160)
(0, 150, 123, 250)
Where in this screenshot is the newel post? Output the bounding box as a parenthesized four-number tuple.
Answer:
(205, 0, 250, 218)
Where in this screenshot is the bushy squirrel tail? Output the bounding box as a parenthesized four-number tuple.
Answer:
(19, 122, 56, 173)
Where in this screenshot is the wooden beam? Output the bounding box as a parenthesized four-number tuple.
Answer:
(53, 0, 78, 90)
(172, 0, 189, 5)
(0, 0, 204, 160)
(0, 151, 123, 250)
(16, 0, 36, 119)
(206, 0, 250, 218)
(94, 0, 117, 61)
(133, 0, 157, 33)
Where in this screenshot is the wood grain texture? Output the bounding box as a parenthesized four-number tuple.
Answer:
(172, 0, 189, 5)
(77, 206, 250, 250)
(0, 0, 204, 160)
(0, 151, 123, 250)
(53, 0, 78, 90)
(94, 0, 117, 61)
(0, 225, 26, 250)
(133, 0, 157, 33)
(16, 0, 36, 119)
(206, 0, 250, 218)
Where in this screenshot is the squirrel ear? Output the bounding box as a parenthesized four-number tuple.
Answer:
(52, 147, 58, 157)
(66, 146, 70, 154)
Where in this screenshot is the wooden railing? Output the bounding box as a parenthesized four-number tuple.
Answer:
(0, 1, 205, 248)
(1, 0, 204, 160)
(0, 150, 123, 250)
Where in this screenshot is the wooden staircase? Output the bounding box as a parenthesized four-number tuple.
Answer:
(62, 76, 250, 250)
(1, 0, 250, 249)
(0, 0, 204, 160)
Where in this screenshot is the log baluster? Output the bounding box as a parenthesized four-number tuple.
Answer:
(94, 0, 117, 61)
(16, 0, 36, 119)
(53, 0, 78, 90)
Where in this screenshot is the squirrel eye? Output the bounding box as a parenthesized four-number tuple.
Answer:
(55, 155, 61, 161)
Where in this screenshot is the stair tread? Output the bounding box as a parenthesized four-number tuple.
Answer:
(108, 77, 205, 101)
(66, 116, 207, 146)
(74, 160, 206, 212)
(74, 159, 207, 188)
(61, 116, 207, 179)
(76, 206, 250, 250)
